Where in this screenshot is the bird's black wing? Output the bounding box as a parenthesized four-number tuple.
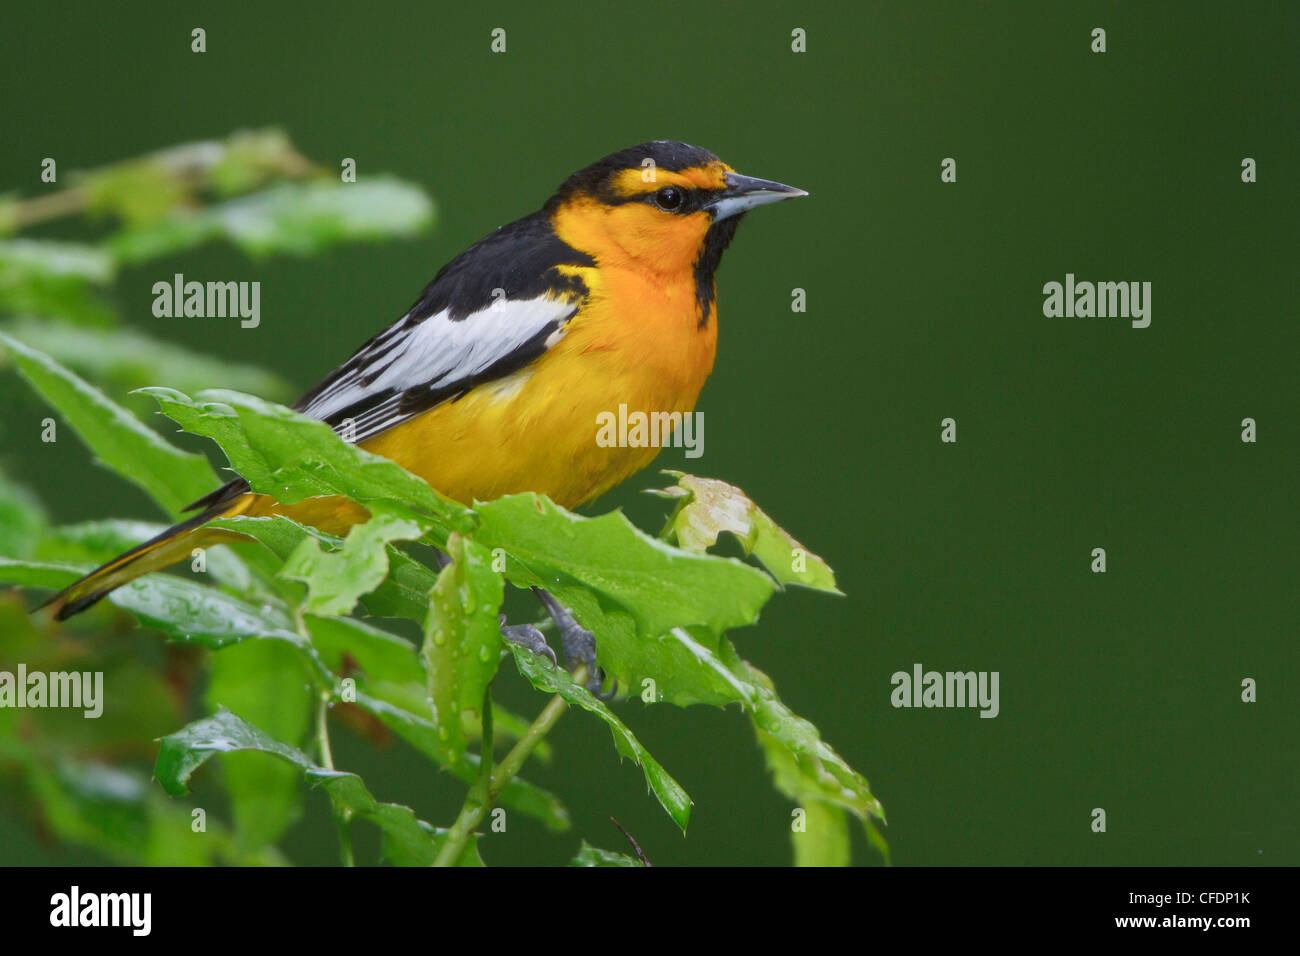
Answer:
(183, 211, 594, 512)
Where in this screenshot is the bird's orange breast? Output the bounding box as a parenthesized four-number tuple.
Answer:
(358, 260, 717, 509)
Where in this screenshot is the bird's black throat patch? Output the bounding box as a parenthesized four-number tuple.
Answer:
(694, 214, 741, 327)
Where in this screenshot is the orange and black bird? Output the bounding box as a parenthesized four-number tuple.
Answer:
(42, 141, 806, 685)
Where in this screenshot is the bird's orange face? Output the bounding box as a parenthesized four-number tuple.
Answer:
(545, 142, 806, 279)
(551, 163, 730, 276)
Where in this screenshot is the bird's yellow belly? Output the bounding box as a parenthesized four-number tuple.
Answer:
(361, 374, 654, 508)
(362, 274, 716, 509)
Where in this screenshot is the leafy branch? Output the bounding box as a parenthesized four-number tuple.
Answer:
(1, 334, 885, 864)
(0, 133, 884, 865)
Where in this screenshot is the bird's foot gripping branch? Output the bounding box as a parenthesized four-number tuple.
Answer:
(0, 335, 886, 866)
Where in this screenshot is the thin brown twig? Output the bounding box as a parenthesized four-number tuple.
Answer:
(610, 816, 651, 867)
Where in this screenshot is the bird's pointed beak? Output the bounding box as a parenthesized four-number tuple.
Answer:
(706, 171, 808, 221)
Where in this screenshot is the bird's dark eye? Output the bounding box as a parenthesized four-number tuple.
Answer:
(653, 186, 684, 211)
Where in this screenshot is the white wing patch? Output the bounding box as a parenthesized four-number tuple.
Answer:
(297, 295, 576, 442)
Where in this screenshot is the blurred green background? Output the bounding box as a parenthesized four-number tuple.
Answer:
(1, 0, 1295, 865)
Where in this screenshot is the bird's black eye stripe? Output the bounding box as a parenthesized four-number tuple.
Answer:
(652, 185, 686, 212)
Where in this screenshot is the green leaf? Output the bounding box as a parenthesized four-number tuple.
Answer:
(300, 616, 569, 830)
(349, 689, 569, 832)
(108, 178, 435, 263)
(21, 758, 283, 865)
(206, 640, 313, 852)
(0, 470, 47, 558)
(139, 386, 472, 532)
(281, 512, 423, 616)
(724, 647, 886, 861)
(212, 514, 441, 625)
(107, 573, 301, 649)
(508, 644, 692, 831)
(306, 613, 425, 688)
(422, 533, 504, 762)
(475, 493, 774, 703)
(656, 472, 841, 593)
(478, 494, 773, 637)
(155, 709, 466, 866)
(2, 319, 293, 401)
(206, 129, 311, 197)
(791, 800, 850, 867)
(307, 770, 481, 866)
(569, 840, 643, 867)
(26, 517, 273, 604)
(83, 158, 189, 225)
(0, 333, 216, 514)
(33, 519, 166, 564)
(0, 239, 114, 283)
(155, 708, 314, 796)
(0, 557, 87, 589)
(0, 241, 117, 324)
(365, 545, 444, 624)
(610, 620, 756, 708)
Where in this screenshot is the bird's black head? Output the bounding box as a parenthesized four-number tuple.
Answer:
(546, 141, 807, 322)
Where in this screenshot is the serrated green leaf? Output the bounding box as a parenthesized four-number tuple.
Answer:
(365, 546, 443, 624)
(307, 770, 481, 866)
(212, 514, 441, 625)
(155, 709, 466, 866)
(0, 333, 216, 514)
(476, 493, 774, 704)
(657, 472, 841, 593)
(139, 386, 472, 533)
(281, 512, 422, 616)
(723, 645, 886, 861)
(423, 533, 504, 762)
(478, 494, 773, 637)
(508, 644, 691, 831)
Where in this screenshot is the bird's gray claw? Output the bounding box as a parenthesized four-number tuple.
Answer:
(499, 615, 557, 666)
(532, 588, 614, 699)
(591, 675, 617, 702)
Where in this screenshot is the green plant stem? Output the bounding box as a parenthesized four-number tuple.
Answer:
(5, 187, 88, 231)
(317, 691, 355, 867)
(433, 667, 584, 867)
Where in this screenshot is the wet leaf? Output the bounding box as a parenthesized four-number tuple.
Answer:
(656, 472, 841, 593)
(0, 333, 216, 515)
